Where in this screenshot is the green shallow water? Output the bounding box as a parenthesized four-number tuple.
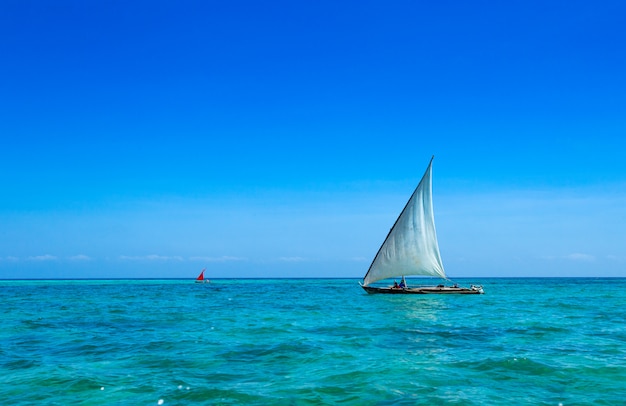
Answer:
(1, 278, 625, 405)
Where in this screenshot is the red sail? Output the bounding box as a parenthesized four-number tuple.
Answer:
(196, 269, 205, 281)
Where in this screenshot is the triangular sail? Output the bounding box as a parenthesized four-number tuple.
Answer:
(362, 158, 447, 286)
(196, 269, 205, 281)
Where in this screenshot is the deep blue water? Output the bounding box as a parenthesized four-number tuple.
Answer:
(1, 278, 625, 405)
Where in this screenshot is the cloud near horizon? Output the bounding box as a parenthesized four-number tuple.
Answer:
(27, 255, 58, 261)
(0, 256, 19, 262)
(188, 256, 247, 262)
(565, 253, 596, 261)
(119, 255, 184, 261)
(542, 253, 596, 262)
(68, 254, 92, 261)
(277, 256, 308, 262)
(607, 255, 624, 262)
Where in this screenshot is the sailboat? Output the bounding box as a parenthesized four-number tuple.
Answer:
(360, 157, 483, 294)
(195, 268, 210, 284)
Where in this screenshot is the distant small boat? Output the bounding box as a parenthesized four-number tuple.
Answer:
(360, 157, 483, 294)
(195, 268, 210, 284)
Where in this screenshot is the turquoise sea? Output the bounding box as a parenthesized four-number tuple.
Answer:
(1, 278, 625, 405)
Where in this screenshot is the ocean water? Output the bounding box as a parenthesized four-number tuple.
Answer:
(1, 278, 625, 405)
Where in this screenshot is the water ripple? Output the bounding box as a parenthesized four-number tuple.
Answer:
(1, 277, 625, 404)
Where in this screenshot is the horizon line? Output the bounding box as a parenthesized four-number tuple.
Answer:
(1, 276, 624, 281)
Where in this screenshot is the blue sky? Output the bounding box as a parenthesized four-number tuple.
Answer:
(1, 0, 625, 279)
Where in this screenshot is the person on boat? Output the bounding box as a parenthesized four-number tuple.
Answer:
(393, 281, 399, 288)
(399, 277, 406, 288)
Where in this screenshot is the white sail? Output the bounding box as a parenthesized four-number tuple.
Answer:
(363, 158, 447, 286)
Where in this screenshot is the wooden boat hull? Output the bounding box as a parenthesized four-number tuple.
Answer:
(361, 285, 483, 294)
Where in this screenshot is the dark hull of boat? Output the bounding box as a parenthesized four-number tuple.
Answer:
(361, 285, 483, 294)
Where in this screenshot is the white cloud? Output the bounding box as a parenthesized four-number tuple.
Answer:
(565, 253, 595, 261)
(0, 256, 19, 262)
(68, 254, 92, 261)
(189, 256, 247, 262)
(542, 253, 596, 262)
(349, 256, 369, 262)
(278, 256, 307, 262)
(27, 254, 58, 261)
(119, 255, 184, 261)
